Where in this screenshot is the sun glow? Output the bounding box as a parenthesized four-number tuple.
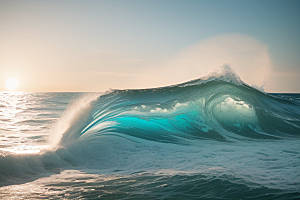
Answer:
(5, 78, 18, 90)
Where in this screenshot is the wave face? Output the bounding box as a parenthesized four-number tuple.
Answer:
(60, 67, 300, 145)
(1, 67, 300, 199)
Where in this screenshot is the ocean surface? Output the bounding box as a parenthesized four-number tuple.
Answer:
(0, 67, 300, 199)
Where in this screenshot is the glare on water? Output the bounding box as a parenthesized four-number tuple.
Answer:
(0, 92, 54, 155)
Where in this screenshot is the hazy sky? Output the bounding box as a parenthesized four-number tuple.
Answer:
(1, 0, 299, 92)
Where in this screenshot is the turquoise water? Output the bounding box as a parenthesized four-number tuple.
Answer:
(0, 68, 299, 199)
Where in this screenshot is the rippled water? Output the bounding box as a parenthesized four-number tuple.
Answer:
(0, 92, 80, 155)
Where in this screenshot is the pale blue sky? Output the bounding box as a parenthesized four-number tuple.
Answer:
(1, 0, 299, 92)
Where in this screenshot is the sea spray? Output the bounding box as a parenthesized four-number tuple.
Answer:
(49, 93, 101, 148)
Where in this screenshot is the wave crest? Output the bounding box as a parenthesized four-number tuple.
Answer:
(50, 66, 299, 147)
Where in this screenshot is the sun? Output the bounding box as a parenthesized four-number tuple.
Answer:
(5, 78, 18, 91)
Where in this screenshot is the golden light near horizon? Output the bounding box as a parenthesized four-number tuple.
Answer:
(5, 78, 18, 91)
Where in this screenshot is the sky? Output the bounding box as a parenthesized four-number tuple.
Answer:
(0, 0, 299, 92)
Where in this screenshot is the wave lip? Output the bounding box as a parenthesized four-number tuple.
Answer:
(178, 65, 244, 87)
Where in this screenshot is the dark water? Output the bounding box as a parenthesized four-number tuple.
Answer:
(0, 68, 299, 199)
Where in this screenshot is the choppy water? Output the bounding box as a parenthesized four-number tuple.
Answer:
(0, 67, 299, 199)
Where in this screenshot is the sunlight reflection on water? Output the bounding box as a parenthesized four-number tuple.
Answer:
(0, 92, 76, 154)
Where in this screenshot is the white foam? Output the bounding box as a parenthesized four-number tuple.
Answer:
(213, 96, 258, 127)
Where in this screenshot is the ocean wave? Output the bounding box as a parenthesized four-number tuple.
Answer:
(1, 66, 299, 195)
(55, 66, 300, 145)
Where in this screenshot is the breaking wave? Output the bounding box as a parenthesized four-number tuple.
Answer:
(58, 66, 300, 145)
(1, 66, 299, 198)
